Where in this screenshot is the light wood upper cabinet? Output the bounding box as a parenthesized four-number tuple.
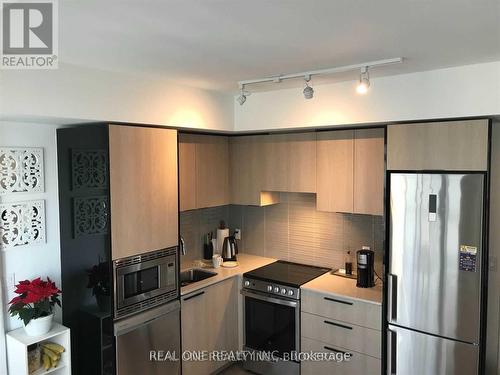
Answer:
(387, 119, 489, 171)
(354, 128, 385, 216)
(261, 134, 288, 192)
(316, 130, 354, 213)
(179, 134, 196, 212)
(287, 132, 317, 193)
(195, 135, 229, 209)
(109, 125, 178, 260)
(181, 277, 239, 375)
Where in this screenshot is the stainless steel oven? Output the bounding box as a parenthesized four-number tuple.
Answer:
(241, 278, 301, 375)
(113, 247, 178, 319)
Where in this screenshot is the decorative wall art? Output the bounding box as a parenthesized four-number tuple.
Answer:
(0, 147, 44, 194)
(73, 196, 109, 238)
(0, 200, 46, 250)
(71, 150, 108, 190)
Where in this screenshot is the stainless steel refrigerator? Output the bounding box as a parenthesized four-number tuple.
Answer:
(387, 173, 485, 375)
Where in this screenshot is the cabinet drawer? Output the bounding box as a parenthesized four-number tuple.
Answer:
(301, 289, 381, 330)
(301, 337, 380, 375)
(301, 312, 380, 358)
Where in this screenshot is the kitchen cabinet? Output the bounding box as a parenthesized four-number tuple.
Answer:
(261, 134, 288, 192)
(109, 125, 178, 260)
(354, 128, 385, 215)
(301, 289, 382, 374)
(287, 132, 317, 193)
(316, 130, 354, 213)
(179, 134, 230, 211)
(229, 136, 280, 206)
(179, 134, 197, 212)
(181, 278, 239, 375)
(196, 135, 229, 208)
(387, 119, 489, 171)
(316, 128, 384, 215)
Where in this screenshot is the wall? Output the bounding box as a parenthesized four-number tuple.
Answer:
(229, 193, 384, 274)
(0, 122, 62, 331)
(488, 120, 500, 375)
(234, 61, 500, 131)
(0, 63, 234, 131)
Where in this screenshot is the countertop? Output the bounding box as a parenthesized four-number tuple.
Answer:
(180, 254, 276, 296)
(301, 272, 383, 305)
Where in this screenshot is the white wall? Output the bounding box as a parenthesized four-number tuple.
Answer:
(234, 61, 500, 131)
(0, 121, 62, 333)
(0, 63, 234, 131)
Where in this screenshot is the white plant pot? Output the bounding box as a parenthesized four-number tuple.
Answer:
(23, 314, 53, 337)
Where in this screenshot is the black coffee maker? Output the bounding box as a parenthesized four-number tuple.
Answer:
(356, 247, 375, 288)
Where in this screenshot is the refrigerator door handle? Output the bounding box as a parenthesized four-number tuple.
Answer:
(387, 328, 397, 375)
(388, 273, 397, 321)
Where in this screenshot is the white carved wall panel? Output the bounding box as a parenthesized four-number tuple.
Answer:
(0, 200, 46, 249)
(0, 148, 44, 194)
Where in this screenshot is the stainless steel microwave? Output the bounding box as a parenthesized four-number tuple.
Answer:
(113, 247, 178, 319)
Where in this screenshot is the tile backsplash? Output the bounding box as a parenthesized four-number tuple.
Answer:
(180, 193, 384, 275)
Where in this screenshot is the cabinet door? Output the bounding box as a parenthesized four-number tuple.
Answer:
(229, 136, 263, 205)
(353, 128, 385, 216)
(181, 278, 238, 375)
(287, 133, 317, 193)
(195, 135, 229, 208)
(179, 134, 196, 212)
(262, 134, 288, 192)
(387, 119, 489, 171)
(316, 130, 354, 213)
(109, 125, 178, 260)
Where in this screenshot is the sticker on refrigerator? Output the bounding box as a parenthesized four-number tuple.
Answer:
(459, 245, 478, 272)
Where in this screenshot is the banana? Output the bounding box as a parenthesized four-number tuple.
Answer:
(51, 357, 59, 369)
(42, 347, 59, 362)
(41, 342, 65, 354)
(42, 354, 51, 371)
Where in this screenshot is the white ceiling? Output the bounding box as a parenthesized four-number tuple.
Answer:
(61, 0, 500, 92)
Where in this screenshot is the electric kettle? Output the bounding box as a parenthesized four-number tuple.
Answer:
(221, 235, 238, 261)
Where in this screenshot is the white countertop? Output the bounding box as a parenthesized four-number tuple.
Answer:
(301, 272, 383, 305)
(180, 254, 276, 296)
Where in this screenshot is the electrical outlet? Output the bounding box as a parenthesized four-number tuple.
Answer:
(234, 228, 241, 240)
(5, 272, 15, 289)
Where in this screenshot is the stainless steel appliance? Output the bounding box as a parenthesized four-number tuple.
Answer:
(356, 247, 375, 288)
(387, 173, 486, 375)
(113, 247, 178, 319)
(241, 261, 330, 375)
(221, 235, 238, 261)
(114, 300, 181, 375)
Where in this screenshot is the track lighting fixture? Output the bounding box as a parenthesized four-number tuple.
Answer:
(356, 67, 370, 94)
(303, 75, 314, 99)
(236, 57, 402, 104)
(236, 85, 250, 105)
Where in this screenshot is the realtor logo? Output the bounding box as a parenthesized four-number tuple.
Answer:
(1, 0, 58, 69)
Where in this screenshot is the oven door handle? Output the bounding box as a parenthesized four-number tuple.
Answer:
(240, 289, 299, 308)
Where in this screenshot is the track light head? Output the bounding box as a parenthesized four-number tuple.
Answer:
(236, 85, 250, 105)
(303, 76, 314, 99)
(356, 67, 370, 94)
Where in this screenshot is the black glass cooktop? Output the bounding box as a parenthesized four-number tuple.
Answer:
(244, 260, 330, 288)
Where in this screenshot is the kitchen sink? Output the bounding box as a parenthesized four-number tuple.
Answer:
(180, 268, 217, 287)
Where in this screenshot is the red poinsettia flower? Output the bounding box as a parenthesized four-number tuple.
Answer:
(8, 277, 62, 325)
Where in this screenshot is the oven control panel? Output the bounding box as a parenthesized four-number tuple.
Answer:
(242, 277, 300, 300)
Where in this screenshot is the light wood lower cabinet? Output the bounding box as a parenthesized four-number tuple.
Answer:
(181, 278, 238, 375)
(301, 337, 381, 375)
(109, 125, 178, 260)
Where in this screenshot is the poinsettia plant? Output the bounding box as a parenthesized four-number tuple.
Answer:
(8, 277, 61, 325)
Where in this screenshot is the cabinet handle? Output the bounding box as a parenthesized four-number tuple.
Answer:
(324, 320, 352, 330)
(324, 297, 353, 306)
(183, 291, 205, 301)
(323, 346, 347, 355)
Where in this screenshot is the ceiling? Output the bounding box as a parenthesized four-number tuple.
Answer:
(61, 0, 500, 93)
